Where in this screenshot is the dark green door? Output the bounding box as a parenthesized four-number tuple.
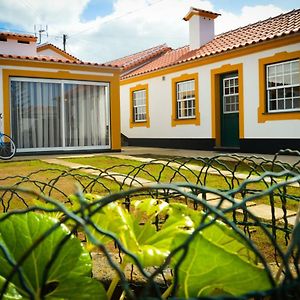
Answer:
(220, 73, 240, 148)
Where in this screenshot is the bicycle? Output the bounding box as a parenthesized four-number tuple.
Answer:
(0, 113, 16, 160)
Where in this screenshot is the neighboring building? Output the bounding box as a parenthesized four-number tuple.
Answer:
(109, 7, 300, 153)
(0, 32, 121, 154)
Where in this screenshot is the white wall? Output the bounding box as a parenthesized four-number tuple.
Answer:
(121, 42, 300, 140)
(0, 39, 37, 56)
(37, 48, 67, 59)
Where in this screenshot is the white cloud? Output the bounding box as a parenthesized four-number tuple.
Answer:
(0, 0, 286, 63)
(216, 5, 285, 34)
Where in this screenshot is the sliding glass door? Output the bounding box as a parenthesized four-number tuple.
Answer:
(10, 78, 110, 152)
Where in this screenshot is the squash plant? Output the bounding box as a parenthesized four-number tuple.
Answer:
(0, 196, 272, 299)
(84, 196, 272, 298)
(0, 212, 106, 299)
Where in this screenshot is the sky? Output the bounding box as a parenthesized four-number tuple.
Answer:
(0, 0, 299, 63)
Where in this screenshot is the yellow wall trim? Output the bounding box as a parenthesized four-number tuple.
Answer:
(258, 50, 300, 123)
(129, 84, 150, 128)
(211, 63, 244, 146)
(121, 35, 300, 85)
(171, 73, 200, 127)
(2, 68, 121, 150)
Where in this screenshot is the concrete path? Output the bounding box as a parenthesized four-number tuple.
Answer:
(41, 156, 299, 227)
(42, 158, 153, 188)
(103, 154, 300, 188)
(8, 146, 300, 166)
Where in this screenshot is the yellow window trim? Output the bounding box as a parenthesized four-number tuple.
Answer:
(121, 35, 300, 86)
(129, 84, 150, 128)
(171, 73, 200, 127)
(2, 68, 121, 150)
(211, 63, 244, 147)
(258, 50, 300, 123)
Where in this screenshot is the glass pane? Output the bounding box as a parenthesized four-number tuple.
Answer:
(294, 98, 300, 109)
(286, 98, 292, 109)
(278, 88, 284, 99)
(293, 86, 300, 97)
(64, 84, 109, 147)
(268, 76, 276, 87)
(292, 73, 300, 85)
(269, 100, 276, 111)
(11, 80, 62, 149)
(275, 75, 284, 87)
(291, 61, 299, 72)
(283, 63, 290, 73)
(268, 65, 276, 77)
(285, 87, 292, 98)
(276, 64, 283, 75)
(269, 90, 277, 99)
(284, 74, 292, 85)
(278, 99, 284, 110)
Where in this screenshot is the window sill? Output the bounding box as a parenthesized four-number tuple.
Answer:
(258, 109, 300, 122)
(130, 121, 150, 128)
(171, 114, 200, 127)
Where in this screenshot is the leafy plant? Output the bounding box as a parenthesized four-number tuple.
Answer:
(0, 212, 106, 299)
(83, 196, 272, 298)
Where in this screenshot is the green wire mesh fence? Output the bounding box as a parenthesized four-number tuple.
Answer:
(0, 149, 299, 299)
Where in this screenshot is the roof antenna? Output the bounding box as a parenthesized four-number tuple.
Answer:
(34, 24, 48, 44)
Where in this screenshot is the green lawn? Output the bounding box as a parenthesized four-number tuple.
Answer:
(62, 156, 300, 212)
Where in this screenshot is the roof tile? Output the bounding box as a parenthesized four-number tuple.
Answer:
(122, 9, 300, 79)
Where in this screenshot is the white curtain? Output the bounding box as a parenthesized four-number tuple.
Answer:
(64, 83, 108, 147)
(11, 81, 62, 149)
(11, 80, 109, 150)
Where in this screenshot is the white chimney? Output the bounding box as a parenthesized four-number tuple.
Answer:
(183, 7, 220, 50)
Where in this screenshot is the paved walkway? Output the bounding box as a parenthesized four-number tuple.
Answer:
(7, 146, 300, 165)
(41, 154, 299, 227)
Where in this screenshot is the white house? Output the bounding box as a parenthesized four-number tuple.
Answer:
(109, 7, 300, 153)
(0, 32, 121, 154)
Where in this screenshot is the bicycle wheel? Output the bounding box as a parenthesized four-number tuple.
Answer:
(0, 134, 16, 160)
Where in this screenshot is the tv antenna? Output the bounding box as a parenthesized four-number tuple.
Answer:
(34, 25, 48, 44)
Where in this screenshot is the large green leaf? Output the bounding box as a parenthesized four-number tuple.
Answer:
(0, 212, 106, 299)
(171, 231, 272, 297)
(0, 276, 22, 300)
(88, 199, 191, 267)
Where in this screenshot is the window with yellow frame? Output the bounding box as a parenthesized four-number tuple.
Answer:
(258, 50, 300, 123)
(129, 84, 150, 128)
(171, 73, 200, 126)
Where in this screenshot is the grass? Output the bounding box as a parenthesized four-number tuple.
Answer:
(0, 156, 298, 267)
(131, 153, 300, 175)
(0, 159, 124, 211)
(62, 156, 300, 211)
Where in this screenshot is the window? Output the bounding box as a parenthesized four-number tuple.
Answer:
(10, 78, 110, 151)
(133, 89, 147, 122)
(258, 51, 300, 123)
(176, 80, 196, 118)
(223, 76, 239, 113)
(129, 84, 150, 128)
(172, 73, 200, 126)
(266, 60, 300, 112)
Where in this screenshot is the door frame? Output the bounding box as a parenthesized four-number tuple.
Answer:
(211, 63, 244, 147)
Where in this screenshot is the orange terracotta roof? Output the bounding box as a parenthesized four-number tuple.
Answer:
(107, 44, 171, 71)
(37, 43, 81, 62)
(122, 8, 300, 79)
(0, 53, 119, 68)
(0, 31, 37, 42)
